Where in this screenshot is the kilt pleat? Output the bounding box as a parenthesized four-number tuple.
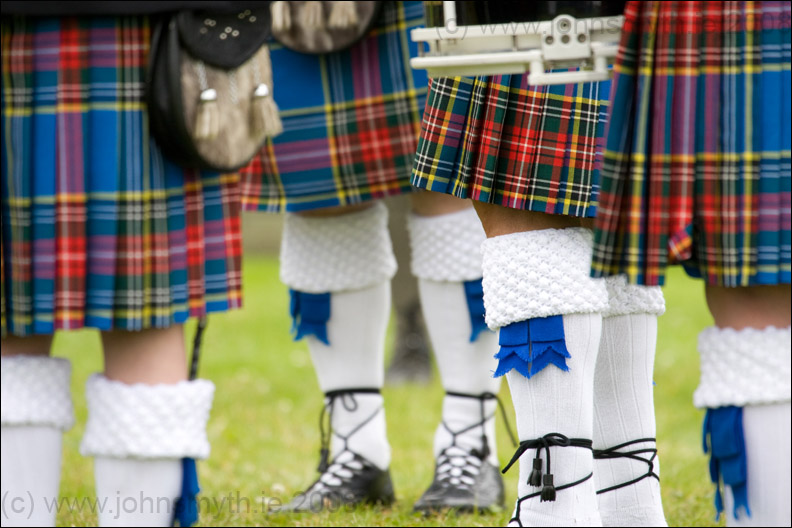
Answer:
(591, 1, 791, 286)
(1, 16, 243, 337)
(239, 1, 428, 213)
(411, 73, 611, 218)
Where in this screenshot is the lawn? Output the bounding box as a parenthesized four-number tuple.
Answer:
(52, 256, 723, 527)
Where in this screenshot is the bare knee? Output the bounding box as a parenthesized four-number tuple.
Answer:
(472, 202, 582, 238)
(102, 326, 187, 384)
(705, 284, 791, 329)
(295, 203, 374, 218)
(1, 334, 53, 357)
(410, 190, 472, 217)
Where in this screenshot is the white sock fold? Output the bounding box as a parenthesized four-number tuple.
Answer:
(407, 208, 486, 283)
(594, 277, 666, 527)
(480, 228, 608, 330)
(280, 203, 397, 293)
(1, 356, 74, 528)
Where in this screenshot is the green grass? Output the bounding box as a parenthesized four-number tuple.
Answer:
(52, 257, 723, 527)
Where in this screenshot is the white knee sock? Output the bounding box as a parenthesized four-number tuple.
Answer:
(725, 402, 791, 528)
(594, 277, 667, 527)
(481, 228, 609, 527)
(506, 313, 603, 527)
(695, 326, 791, 528)
(1, 356, 74, 528)
(305, 283, 390, 392)
(93, 458, 182, 527)
(307, 284, 392, 470)
(80, 375, 214, 527)
(418, 279, 500, 396)
(280, 202, 397, 471)
(408, 208, 501, 466)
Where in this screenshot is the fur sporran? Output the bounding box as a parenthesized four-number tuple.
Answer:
(147, 8, 282, 172)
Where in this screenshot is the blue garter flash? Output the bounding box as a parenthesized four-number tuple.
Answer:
(494, 315, 571, 378)
(174, 457, 200, 526)
(703, 406, 750, 521)
(289, 290, 331, 345)
(463, 279, 490, 342)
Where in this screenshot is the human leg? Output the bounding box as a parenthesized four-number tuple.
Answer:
(80, 327, 214, 527)
(1, 336, 73, 527)
(477, 204, 607, 527)
(409, 192, 506, 512)
(696, 285, 791, 527)
(279, 202, 397, 511)
(593, 277, 667, 526)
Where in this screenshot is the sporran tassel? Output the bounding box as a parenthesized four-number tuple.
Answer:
(299, 1, 325, 29)
(328, 1, 359, 29)
(251, 83, 283, 138)
(270, 1, 292, 32)
(194, 88, 220, 140)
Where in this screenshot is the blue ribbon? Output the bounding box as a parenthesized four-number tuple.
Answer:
(494, 315, 571, 379)
(173, 457, 200, 527)
(702, 406, 750, 521)
(463, 279, 490, 342)
(289, 290, 331, 345)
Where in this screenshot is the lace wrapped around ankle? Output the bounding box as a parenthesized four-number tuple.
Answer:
(283, 389, 395, 512)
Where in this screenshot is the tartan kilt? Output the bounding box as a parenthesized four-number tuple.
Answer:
(411, 74, 611, 218)
(591, 1, 792, 287)
(1, 16, 243, 337)
(240, 1, 428, 213)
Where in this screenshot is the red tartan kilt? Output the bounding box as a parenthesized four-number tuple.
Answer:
(411, 74, 611, 218)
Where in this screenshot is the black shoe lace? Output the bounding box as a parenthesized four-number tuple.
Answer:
(593, 437, 659, 494)
(305, 388, 382, 493)
(434, 392, 517, 490)
(502, 433, 594, 527)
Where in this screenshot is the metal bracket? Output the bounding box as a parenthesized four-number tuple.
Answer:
(410, 14, 622, 85)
